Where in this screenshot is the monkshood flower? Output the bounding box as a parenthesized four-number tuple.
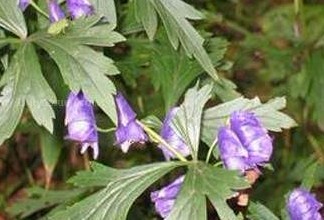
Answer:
(218, 111, 273, 173)
(65, 92, 99, 159)
(159, 108, 190, 160)
(151, 176, 184, 218)
(114, 93, 148, 153)
(48, 0, 65, 23)
(66, 0, 94, 19)
(287, 188, 323, 220)
(19, 0, 30, 11)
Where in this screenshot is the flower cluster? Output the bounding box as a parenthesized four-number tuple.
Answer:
(150, 176, 184, 218)
(218, 111, 273, 173)
(287, 188, 323, 220)
(19, 0, 93, 20)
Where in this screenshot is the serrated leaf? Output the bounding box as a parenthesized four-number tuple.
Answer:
(90, 0, 117, 26)
(34, 21, 123, 124)
(49, 162, 182, 220)
(0, 43, 56, 144)
(134, 0, 218, 80)
(172, 83, 212, 159)
(0, 0, 27, 38)
(201, 96, 297, 146)
(151, 33, 228, 110)
(68, 162, 118, 188)
(167, 163, 249, 220)
(7, 187, 85, 219)
(247, 202, 279, 220)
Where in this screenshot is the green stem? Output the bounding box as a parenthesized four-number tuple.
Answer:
(137, 120, 188, 162)
(30, 0, 49, 19)
(205, 138, 217, 164)
(96, 126, 116, 133)
(214, 161, 223, 167)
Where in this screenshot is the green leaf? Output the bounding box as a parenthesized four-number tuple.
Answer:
(40, 130, 62, 186)
(134, 0, 218, 80)
(6, 187, 85, 219)
(168, 162, 249, 220)
(68, 162, 118, 188)
(0, 43, 56, 144)
(37, 41, 117, 123)
(247, 202, 279, 220)
(150, 33, 228, 110)
(172, 83, 212, 159)
(49, 162, 182, 220)
(301, 161, 318, 190)
(0, 0, 27, 38)
(90, 0, 117, 27)
(201, 96, 297, 145)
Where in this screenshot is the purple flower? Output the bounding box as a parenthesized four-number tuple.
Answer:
(19, 0, 30, 11)
(48, 0, 65, 23)
(114, 93, 147, 153)
(287, 188, 323, 220)
(151, 176, 184, 218)
(65, 92, 99, 159)
(66, 0, 94, 19)
(159, 108, 190, 160)
(218, 111, 273, 173)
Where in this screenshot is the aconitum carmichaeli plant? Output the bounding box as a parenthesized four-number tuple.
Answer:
(114, 92, 148, 153)
(151, 175, 184, 218)
(65, 92, 99, 159)
(66, 0, 93, 19)
(287, 188, 323, 220)
(48, 0, 65, 23)
(218, 111, 273, 173)
(159, 107, 190, 160)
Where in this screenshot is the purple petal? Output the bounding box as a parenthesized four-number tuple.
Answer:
(65, 91, 98, 158)
(159, 108, 190, 160)
(48, 0, 65, 23)
(66, 0, 93, 19)
(287, 188, 323, 220)
(115, 93, 137, 127)
(19, 0, 30, 11)
(245, 135, 273, 165)
(151, 175, 184, 218)
(115, 120, 147, 153)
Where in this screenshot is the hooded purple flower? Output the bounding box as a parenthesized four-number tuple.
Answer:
(19, 0, 30, 11)
(151, 175, 184, 218)
(48, 0, 65, 23)
(159, 108, 190, 160)
(65, 92, 99, 159)
(218, 111, 273, 173)
(114, 93, 147, 153)
(287, 188, 323, 220)
(66, 0, 94, 19)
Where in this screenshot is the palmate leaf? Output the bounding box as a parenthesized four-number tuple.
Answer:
(7, 187, 85, 219)
(0, 43, 56, 144)
(150, 33, 229, 110)
(201, 96, 297, 146)
(89, 0, 117, 26)
(172, 84, 213, 159)
(168, 162, 250, 220)
(34, 16, 125, 124)
(49, 162, 182, 220)
(0, 0, 27, 38)
(247, 202, 279, 220)
(134, 0, 218, 80)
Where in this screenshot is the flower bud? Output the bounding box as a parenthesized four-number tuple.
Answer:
(65, 92, 99, 159)
(66, 0, 93, 19)
(151, 176, 184, 218)
(114, 93, 147, 153)
(159, 108, 190, 160)
(287, 188, 323, 220)
(48, 0, 65, 23)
